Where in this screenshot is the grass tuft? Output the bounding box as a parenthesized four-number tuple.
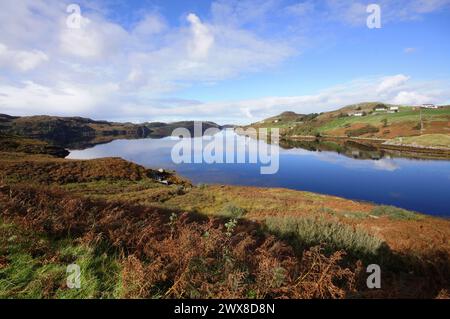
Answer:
(220, 204, 247, 218)
(370, 205, 423, 221)
(264, 216, 385, 260)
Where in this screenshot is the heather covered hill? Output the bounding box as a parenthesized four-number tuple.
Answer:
(0, 114, 222, 149)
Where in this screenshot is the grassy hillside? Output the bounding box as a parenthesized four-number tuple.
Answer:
(0, 134, 449, 298)
(317, 107, 449, 135)
(244, 103, 450, 142)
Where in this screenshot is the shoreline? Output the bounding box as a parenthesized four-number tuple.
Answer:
(285, 135, 450, 159)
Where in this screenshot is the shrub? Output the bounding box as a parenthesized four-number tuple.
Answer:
(220, 204, 247, 218)
(264, 216, 385, 259)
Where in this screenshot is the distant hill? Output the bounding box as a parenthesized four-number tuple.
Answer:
(243, 103, 450, 139)
(0, 114, 222, 149)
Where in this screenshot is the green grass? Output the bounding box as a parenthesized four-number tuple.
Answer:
(0, 220, 123, 298)
(317, 108, 450, 133)
(370, 206, 423, 221)
(343, 211, 368, 219)
(264, 216, 385, 259)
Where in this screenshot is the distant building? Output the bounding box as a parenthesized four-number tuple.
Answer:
(389, 106, 399, 112)
(422, 104, 438, 109)
(351, 112, 364, 117)
(374, 104, 388, 112)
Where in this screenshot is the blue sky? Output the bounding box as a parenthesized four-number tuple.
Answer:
(0, 0, 449, 124)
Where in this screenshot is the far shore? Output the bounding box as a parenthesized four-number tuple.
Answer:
(283, 134, 450, 159)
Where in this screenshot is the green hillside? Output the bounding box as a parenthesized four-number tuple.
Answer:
(244, 103, 450, 141)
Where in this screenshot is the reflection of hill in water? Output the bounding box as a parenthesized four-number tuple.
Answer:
(47, 127, 221, 150)
(279, 139, 388, 160)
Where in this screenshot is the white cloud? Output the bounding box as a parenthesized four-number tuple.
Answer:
(132, 13, 167, 36)
(187, 14, 215, 59)
(0, 0, 449, 124)
(0, 0, 63, 49)
(391, 91, 434, 105)
(0, 43, 48, 72)
(241, 108, 253, 119)
(59, 16, 127, 59)
(0, 81, 118, 116)
(1, 49, 448, 125)
(0, 0, 295, 116)
(377, 74, 410, 93)
(99, 74, 449, 124)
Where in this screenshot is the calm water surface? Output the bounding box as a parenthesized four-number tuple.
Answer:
(67, 131, 450, 217)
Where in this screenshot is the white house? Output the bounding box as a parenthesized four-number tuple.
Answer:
(389, 106, 399, 112)
(422, 104, 438, 109)
(351, 112, 364, 117)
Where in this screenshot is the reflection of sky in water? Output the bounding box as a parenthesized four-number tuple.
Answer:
(68, 131, 450, 216)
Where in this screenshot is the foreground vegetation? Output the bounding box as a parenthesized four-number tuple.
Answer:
(0, 135, 449, 299)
